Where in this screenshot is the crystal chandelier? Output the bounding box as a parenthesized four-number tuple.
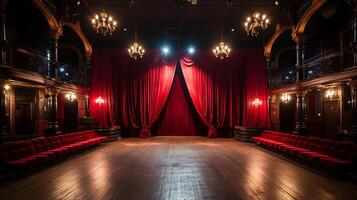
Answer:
(213, 27, 231, 59)
(91, 10, 117, 36)
(244, 12, 270, 36)
(128, 26, 145, 59)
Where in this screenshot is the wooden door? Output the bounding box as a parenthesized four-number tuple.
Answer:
(15, 102, 34, 135)
(323, 100, 340, 139)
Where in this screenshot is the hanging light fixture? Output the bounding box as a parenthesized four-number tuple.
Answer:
(244, 12, 270, 36)
(128, 25, 145, 59)
(280, 93, 291, 103)
(213, 26, 231, 59)
(91, 10, 118, 36)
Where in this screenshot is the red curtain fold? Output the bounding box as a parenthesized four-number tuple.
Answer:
(154, 69, 207, 136)
(90, 49, 269, 137)
(111, 51, 177, 137)
(241, 49, 270, 128)
(90, 49, 116, 128)
(179, 51, 244, 137)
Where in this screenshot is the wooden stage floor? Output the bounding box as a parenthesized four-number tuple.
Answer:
(1, 137, 357, 200)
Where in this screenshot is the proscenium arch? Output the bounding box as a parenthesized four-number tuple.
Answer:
(32, 0, 61, 36)
(294, 0, 327, 36)
(264, 26, 293, 59)
(62, 22, 93, 60)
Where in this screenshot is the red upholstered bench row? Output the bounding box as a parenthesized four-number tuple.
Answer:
(252, 130, 357, 173)
(0, 130, 107, 173)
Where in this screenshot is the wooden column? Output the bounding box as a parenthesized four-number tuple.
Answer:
(0, 82, 7, 143)
(0, 0, 7, 65)
(85, 95, 90, 118)
(294, 36, 306, 82)
(353, 13, 357, 67)
(85, 52, 91, 88)
(265, 56, 271, 87)
(294, 90, 309, 135)
(348, 80, 357, 143)
(45, 88, 61, 135)
(48, 31, 61, 78)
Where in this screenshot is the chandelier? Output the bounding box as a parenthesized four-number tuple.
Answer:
(128, 26, 145, 59)
(91, 10, 117, 36)
(244, 12, 270, 36)
(128, 43, 145, 59)
(213, 42, 231, 59)
(213, 27, 231, 59)
(280, 93, 291, 103)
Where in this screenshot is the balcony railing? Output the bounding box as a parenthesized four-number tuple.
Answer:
(269, 45, 356, 89)
(1, 44, 88, 87)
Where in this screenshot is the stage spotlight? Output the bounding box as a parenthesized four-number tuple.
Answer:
(162, 46, 170, 55)
(188, 47, 195, 55)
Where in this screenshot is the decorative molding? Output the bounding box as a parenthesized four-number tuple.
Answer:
(32, 0, 62, 39)
(293, 0, 327, 38)
(264, 25, 293, 58)
(0, 64, 89, 94)
(269, 68, 357, 95)
(62, 22, 92, 58)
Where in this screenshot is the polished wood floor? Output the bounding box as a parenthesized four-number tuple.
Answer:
(1, 137, 357, 200)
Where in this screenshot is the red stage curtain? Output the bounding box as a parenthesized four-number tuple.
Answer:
(90, 49, 116, 128)
(154, 68, 207, 136)
(90, 49, 269, 137)
(241, 49, 270, 128)
(180, 51, 244, 137)
(112, 51, 177, 137)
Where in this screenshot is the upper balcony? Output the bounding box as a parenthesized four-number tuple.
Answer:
(0, 43, 88, 88)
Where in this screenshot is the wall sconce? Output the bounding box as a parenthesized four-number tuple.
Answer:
(280, 93, 291, 103)
(95, 96, 104, 104)
(325, 87, 338, 100)
(65, 92, 77, 102)
(3, 84, 10, 91)
(252, 98, 262, 107)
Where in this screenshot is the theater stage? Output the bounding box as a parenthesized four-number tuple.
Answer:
(1, 137, 357, 200)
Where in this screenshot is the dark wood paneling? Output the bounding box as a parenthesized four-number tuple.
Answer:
(323, 100, 340, 139)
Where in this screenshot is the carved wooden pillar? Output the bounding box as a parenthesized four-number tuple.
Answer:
(294, 90, 309, 135)
(0, 0, 7, 65)
(48, 30, 61, 78)
(294, 36, 306, 82)
(265, 56, 271, 87)
(353, 13, 357, 67)
(45, 88, 61, 135)
(85, 52, 91, 88)
(0, 83, 7, 143)
(348, 80, 357, 143)
(85, 95, 91, 118)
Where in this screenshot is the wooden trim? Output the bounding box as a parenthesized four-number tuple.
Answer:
(293, 0, 327, 37)
(0, 65, 89, 94)
(269, 68, 357, 95)
(62, 22, 92, 58)
(264, 25, 293, 58)
(32, 0, 62, 38)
